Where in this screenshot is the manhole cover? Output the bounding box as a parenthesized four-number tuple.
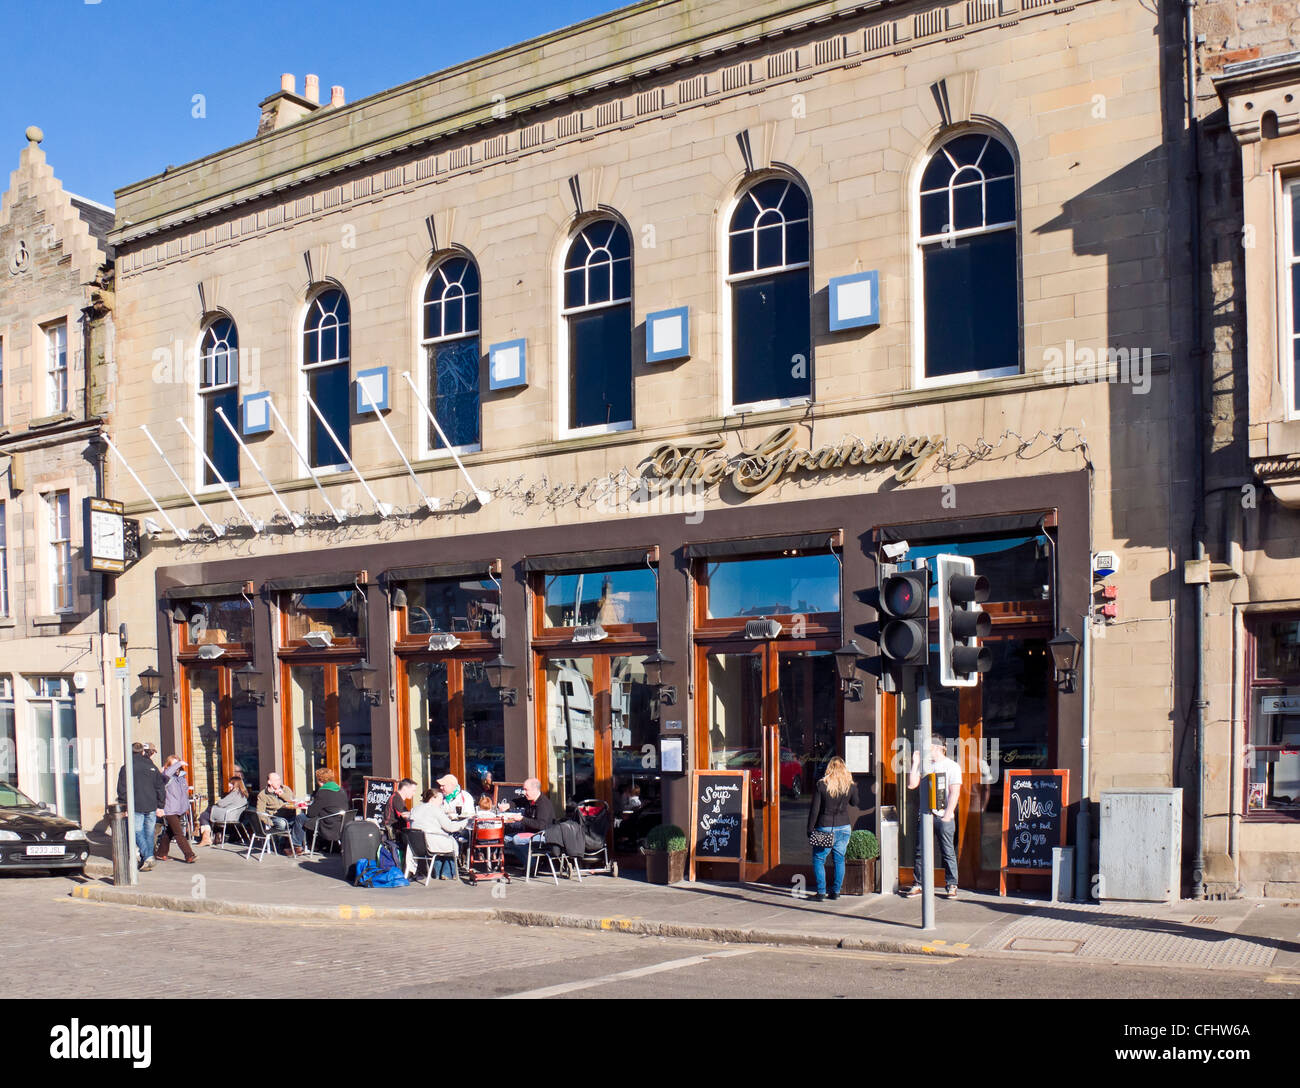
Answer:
(1005, 937, 1083, 954)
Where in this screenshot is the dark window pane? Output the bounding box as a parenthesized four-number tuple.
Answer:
(980, 138, 1014, 178)
(923, 230, 1018, 379)
(1256, 617, 1300, 677)
(1294, 337, 1300, 413)
(785, 218, 809, 264)
(1292, 265, 1300, 340)
(731, 268, 811, 405)
(204, 387, 240, 486)
(947, 133, 987, 165)
(589, 260, 612, 305)
(464, 290, 479, 334)
(424, 298, 443, 341)
(730, 193, 759, 233)
(730, 232, 752, 275)
(921, 192, 948, 237)
(921, 151, 955, 192)
(304, 326, 319, 366)
(1292, 187, 1300, 255)
(952, 181, 983, 231)
(336, 315, 350, 361)
(756, 221, 784, 269)
(319, 324, 338, 363)
(431, 337, 480, 449)
(606, 223, 630, 260)
(986, 177, 1016, 226)
(706, 554, 840, 618)
(780, 182, 809, 221)
(612, 256, 631, 301)
(402, 578, 498, 635)
(543, 567, 658, 626)
(308, 363, 351, 466)
(568, 304, 632, 429)
(565, 268, 584, 310)
(445, 295, 464, 335)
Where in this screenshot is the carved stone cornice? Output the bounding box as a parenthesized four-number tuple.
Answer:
(1254, 452, 1300, 508)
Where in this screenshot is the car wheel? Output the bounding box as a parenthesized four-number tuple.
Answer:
(790, 776, 802, 799)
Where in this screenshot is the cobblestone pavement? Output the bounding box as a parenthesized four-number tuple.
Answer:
(3, 877, 1295, 999)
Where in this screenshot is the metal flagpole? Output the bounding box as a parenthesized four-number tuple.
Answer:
(101, 434, 189, 541)
(400, 371, 491, 505)
(262, 398, 346, 523)
(302, 392, 392, 518)
(357, 384, 439, 512)
(139, 424, 226, 537)
(214, 407, 304, 529)
(175, 418, 264, 533)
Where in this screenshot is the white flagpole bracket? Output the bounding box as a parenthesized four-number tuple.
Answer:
(140, 424, 226, 537)
(102, 434, 190, 542)
(401, 370, 491, 506)
(176, 418, 264, 534)
(215, 407, 304, 529)
(263, 398, 347, 524)
(302, 391, 392, 519)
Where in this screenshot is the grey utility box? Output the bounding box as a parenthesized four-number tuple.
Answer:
(1098, 789, 1183, 902)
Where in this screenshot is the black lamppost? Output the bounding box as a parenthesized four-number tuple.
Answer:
(484, 654, 518, 706)
(833, 640, 865, 700)
(347, 660, 381, 707)
(137, 665, 169, 709)
(1048, 629, 1082, 694)
(643, 648, 676, 708)
(234, 662, 266, 707)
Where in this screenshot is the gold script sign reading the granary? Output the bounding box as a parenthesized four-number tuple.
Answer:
(645, 425, 944, 495)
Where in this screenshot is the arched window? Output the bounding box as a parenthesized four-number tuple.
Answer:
(917, 132, 1019, 381)
(727, 177, 811, 409)
(562, 219, 632, 432)
(199, 316, 239, 486)
(302, 286, 351, 468)
(421, 256, 481, 451)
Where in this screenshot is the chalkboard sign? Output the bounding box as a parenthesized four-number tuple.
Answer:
(689, 770, 749, 882)
(999, 769, 1070, 895)
(363, 776, 399, 825)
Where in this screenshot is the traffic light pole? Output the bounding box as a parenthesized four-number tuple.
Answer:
(918, 673, 935, 931)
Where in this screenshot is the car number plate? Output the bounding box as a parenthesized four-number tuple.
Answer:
(25, 845, 65, 856)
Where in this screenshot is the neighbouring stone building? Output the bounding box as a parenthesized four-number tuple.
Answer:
(99, 0, 1220, 893)
(0, 126, 117, 827)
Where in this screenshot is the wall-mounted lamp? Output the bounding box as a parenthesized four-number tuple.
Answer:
(1048, 629, 1081, 694)
(833, 640, 865, 700)
(643, 648, 677, 709)
(234, 662, 266, 707)
(137, 665, 169, 710)
(347, 659, 381, 707)
(483, 654, 518, 706)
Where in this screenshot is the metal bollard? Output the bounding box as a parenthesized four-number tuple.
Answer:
(109, 803, 137, 887)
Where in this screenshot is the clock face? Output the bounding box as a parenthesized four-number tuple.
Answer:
(91, 510, 125, 562)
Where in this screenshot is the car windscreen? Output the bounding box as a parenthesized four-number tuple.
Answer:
(0, 784, 39, 809)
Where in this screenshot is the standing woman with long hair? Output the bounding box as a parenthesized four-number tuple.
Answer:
(807, 757, 859, 901)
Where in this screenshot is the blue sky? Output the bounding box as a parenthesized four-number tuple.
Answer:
(1, 0, 627, 208)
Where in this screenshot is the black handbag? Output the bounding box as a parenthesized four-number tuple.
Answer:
(809, 829, 834, 849)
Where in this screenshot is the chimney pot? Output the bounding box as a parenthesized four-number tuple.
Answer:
(304, 74, 320, 104)
(281, 73, 295, 94)
(330, 85, 345, 108)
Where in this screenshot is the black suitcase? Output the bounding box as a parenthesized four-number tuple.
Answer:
(342, 819, 382, 883)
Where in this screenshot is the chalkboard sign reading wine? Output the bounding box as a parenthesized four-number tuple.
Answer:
(999, 769, 1069, 895)
(363, 776, 398, 825)
(689, 770, 750, 882)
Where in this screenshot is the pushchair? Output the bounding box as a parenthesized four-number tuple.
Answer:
(568, 798, 617, 880)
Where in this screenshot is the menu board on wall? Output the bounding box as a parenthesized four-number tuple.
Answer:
(363, 776, 398, 825)
(999, 769, 1070, 896)
(689, 770, 749, 882)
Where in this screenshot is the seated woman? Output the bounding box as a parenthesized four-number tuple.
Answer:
(409, 789, 461, 879)
(196, 773, 248, 846)
(304, 767, 351, 848)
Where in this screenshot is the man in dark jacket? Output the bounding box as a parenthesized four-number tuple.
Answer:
(115, 742, 166, 872)
(501, 777, 555, 867)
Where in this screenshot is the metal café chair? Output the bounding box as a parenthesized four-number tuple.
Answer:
(241, 809, 297, 862)
(306, 808, 354, 857)
(214, 805, 250, 850)
(525, 833, 563, 886)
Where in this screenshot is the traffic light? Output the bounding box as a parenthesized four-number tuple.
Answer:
(878, 563, 930, 673)
(935, 553, 991, 687)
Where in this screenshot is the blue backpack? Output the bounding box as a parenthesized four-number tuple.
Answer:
(353, 858, 410, 888)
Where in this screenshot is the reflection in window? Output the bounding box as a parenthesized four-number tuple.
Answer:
(303, 287, 352, 468)
(199, 316, 240, 486)
(705, 554, 840, 619)
(908, 534, 1052, 605)
(563, 220, 632, 431)
(545, 657, 597, 811)
(401, 579, 498, 636)
(284, 588, 366, 642)
(542, 568, 658, 627)
(407, 660, 450, 796)
(1249, 615, 1300, 816)
(918, 132, 1019, 381)
(181, 597, 254, 648)
(727, 178, 811, 408)
(0, 677, 14, 786)
(422, 257, 481, 450)
(463, 670, 506, 795)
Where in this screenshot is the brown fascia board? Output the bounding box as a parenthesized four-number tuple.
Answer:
(109, 0, 899, 246)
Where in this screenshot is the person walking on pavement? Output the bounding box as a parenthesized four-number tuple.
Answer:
(906, 734, 963, 899)
(155, 756, 198, 863)
(115, 741, 165, 872)
(807, 756, 860, 902)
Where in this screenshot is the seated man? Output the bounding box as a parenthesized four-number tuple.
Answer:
(384, 778, 418, 849)
(304, 767, 351, 848)
(257, 772, 306, 856)
(500, 777, 555, 868)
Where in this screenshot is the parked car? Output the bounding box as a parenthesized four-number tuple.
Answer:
(0, 783, 90, 875)
(724, 748, 805, 801)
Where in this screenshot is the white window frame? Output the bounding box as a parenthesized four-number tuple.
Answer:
(418, 256, 483, 459)
(46, 490, 73, 614)
(195, 315, 240, 492)
(911, 129, 1022, 390)
(25, 675, 78, 819)
(721, 177, 814, 417)
(44, 321, 68, 415)
(557, 219, 635, 440)
(1279, 177, 1300, 420)
(298, 286, 352, 476)
(0, 500, 8, 617)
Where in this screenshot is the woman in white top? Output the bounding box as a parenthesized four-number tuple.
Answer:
(409, 789, 461, 879)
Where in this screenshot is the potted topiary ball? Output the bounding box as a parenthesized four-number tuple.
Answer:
(644, 823, 688, 885)
(841, 829, 880, 895)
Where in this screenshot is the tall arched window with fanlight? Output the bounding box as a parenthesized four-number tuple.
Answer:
(917, 131, 1020, 382)
(199, 315, 240, 487)
(562, 219, 632, 433)
(421, 255, 481, 452)
(302, 286, 351, 468)
(726, 177, 811, 410)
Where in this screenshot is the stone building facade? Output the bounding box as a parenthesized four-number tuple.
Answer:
(0, 127, 116, 827)
(102, 0, 1206, 891)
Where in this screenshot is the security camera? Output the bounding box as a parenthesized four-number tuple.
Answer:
(882, 540, 910, 561)
(143, 517, 164, 537)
